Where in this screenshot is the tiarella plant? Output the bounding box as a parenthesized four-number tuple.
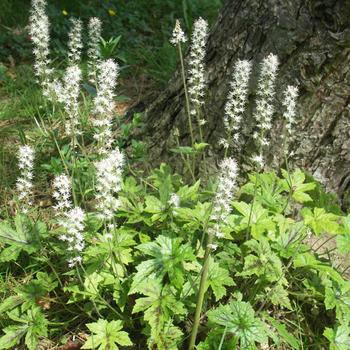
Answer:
(0, 2, 349, 350)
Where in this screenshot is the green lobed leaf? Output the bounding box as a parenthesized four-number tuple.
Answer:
(82, 319, 132, 350)
(324, 325, 350, 350)
(208, 300, 268, 349)
(263, 314, 300, 349)
(0, 325, 27, 349)
(131, 235, 195, 291)
(302, 207, 340, 235)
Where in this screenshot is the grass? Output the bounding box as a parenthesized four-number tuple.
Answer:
(0, 0, 223, 83)
(0, 0, 223, 196)
(0, 64, 43, 200)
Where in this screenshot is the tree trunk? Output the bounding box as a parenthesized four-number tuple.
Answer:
(136, 0, 350, 206)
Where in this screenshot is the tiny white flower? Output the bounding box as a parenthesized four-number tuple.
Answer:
(168, 193, 180, 208)
(105, 233, 113, 240)
(68, 256, 82, 268)
(219, 138, 230, 149)
(207, 243, 218, 250)
(252, 154, 265, 169)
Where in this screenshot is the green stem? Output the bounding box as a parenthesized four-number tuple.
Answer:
(77, 261, 125, 319)
(188, 232, 214, 349)
(195, 105, 208, 176)
(175, 133, 196, 182)
(246, 173, 259, 240)
(75, 263, 102, 318)
(178, 44, 195, 148)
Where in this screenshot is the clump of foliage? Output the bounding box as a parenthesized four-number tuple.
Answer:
(0, 1, 349, 350)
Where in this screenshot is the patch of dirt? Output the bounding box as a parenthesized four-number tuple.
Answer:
(307, 234, 350, 279)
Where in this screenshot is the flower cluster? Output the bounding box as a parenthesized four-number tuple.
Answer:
(283, 85, 298, 136)
(68, 18, 83, 65)
(52, 174, 72, 213)
(88, 17, 102, 82)
(92, 59, 119, 154)
(61, 66, 82, 137)
(170, 20, 187, 45)
(252, 53, 279, 168)
(168, 193, 180, 208)
(95, 148, 124, 220)
(47, 66, 82, 136)
(16, 145, 35, 211)
(223, 60, 252, 150)
(29, 0, 52, 89)
(59, 207, 85, 267)
(209, 157, 238, 242)
(188, 17, 209, 123)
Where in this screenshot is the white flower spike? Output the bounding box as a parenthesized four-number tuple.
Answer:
(210, 157, 238, 240)
(16, 145, 35, 212)
(188, 17, 209, 118)
(59, 207, 85, 267)
(88, 17, 102, 82)
(170, 19, 187, 45)
(252, 53, 279, 168)
(224, 60, 252, 151)
(92, 59, 119, 154)
(29, 0, 52, 90)
(68, 18, 83, 65)
(95, 148, 124, 220)
(283, 85, 299, 136)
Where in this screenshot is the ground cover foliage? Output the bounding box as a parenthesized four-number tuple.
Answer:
(0, 1, 350, 349)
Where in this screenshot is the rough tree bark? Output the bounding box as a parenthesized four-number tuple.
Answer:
(136, 0, 350, 206)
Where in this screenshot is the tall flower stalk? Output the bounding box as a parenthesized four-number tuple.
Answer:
(29, 0, 52, 92)
(52, 65, 82, 142)
(16, 145, 35, 213)
(252, 53, 279, 170)
(282, 85, 299, 154)
(247, 54, 279, 240)
(189, 157, 238, 349)
(59, 207, 85, 267)
(170, 20, 194, 147)
(94, 148, 124, 220)
(222, 59, 252, 156)
(88, 17, 102, 83)
(92, 59, 119, 154)
(52, 174, 84, 268)
(188, 17, 209, 139)
(68, 18, 83, 65)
